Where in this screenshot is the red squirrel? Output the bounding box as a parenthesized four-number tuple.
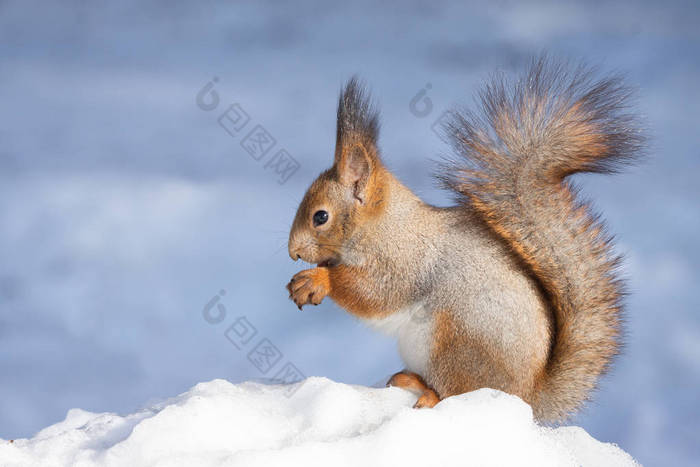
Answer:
(286, 58, 644, 422)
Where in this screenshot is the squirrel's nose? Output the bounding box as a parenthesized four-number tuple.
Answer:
(288, 232, 304, 261)
(288, 245, 301, 261)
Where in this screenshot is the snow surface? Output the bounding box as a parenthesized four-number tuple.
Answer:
(1, 2, 698, 465)
(0, 378, 638, 467)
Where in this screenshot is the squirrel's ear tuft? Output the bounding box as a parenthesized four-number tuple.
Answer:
(334, 76, 380, 164)
(334, 77, 381, 203)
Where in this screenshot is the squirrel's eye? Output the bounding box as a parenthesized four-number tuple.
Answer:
(313, 210, 329, 227)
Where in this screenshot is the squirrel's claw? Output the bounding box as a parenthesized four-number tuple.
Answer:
(287, 268, 330, 310)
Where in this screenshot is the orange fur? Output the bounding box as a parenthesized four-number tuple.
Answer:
(387, 371, 440, 408)
(287, 267, 331, 309)
(287, 61, 643, 422)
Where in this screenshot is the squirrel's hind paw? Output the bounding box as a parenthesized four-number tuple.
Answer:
(387, 371, 441, 409)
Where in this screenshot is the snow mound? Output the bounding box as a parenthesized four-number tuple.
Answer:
(0, 377, 638, 467)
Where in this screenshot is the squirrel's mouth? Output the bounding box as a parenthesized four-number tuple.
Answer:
(317, 258, 339, 268)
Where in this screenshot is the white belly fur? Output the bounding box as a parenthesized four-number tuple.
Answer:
(362, 302, 433, 376)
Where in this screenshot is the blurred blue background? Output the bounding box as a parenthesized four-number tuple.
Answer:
(0, 0, 698, 465)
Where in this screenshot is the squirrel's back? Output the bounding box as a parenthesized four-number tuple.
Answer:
(440, 57, 644, 421)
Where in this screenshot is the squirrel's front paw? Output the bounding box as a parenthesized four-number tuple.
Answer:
(286, 268, 331, 310)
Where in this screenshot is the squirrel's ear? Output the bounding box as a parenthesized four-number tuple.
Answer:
(337, 144, 373, 203)
(333, 76, 381, 203)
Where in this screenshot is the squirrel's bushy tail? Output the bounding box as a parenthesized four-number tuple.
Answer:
(440, 57, 644, 422)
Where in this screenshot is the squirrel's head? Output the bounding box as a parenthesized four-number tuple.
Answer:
(288, 77, 387, 267)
